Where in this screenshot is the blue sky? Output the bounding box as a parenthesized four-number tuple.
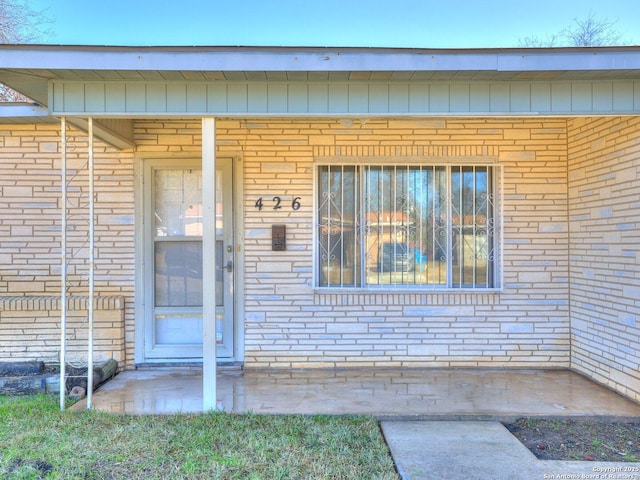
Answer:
(29, 0, 640, 48)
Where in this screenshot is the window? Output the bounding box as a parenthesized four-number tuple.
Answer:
(317, 163, 499, 289)
(153, 168, 203, 307)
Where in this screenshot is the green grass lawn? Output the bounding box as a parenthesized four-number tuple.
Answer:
(0, 395, 399, 479)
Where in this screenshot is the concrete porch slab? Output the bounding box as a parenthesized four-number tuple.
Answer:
(73, 368, 640, 419)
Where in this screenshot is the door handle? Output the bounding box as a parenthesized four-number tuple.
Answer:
(218, 260, 233, 273)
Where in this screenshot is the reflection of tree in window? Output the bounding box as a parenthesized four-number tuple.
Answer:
(451, 166, 492, 287)
(317, 166, 360, 286)
(317, 163, 496, 289)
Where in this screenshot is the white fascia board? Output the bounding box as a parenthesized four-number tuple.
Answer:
(0, 47, 496, 72)
(0, 103, 49, 118)
(497, 51, 640, 72)
(0, 45, 639, 74)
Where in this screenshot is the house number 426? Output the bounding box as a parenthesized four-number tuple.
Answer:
(254, 196, 301, 211)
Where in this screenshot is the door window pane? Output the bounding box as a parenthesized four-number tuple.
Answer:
(155, 241, 203, 307)
(154, 169, 203, 237)
(155, 314, 202, 344)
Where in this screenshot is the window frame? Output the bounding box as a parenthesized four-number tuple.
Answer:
(314, 159, 502, 292)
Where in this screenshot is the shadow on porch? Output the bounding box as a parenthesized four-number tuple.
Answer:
(72, 368, 640, 419)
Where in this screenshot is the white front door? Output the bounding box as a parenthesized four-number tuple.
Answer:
(143, 158, 234, 361)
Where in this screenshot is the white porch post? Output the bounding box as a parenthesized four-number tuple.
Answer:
(86, 117, 95, 409)
(202, 117, 217, 411)
(59, 117, 67, 412)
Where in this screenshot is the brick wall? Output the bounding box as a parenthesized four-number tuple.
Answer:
(0, 118, 586, 372)
(211, 118, 571, 368)
(568, 117, 640, 402)
(0, 123, 134, 366)
(0, 296, 125, 364)
(4, 116, 639, 401)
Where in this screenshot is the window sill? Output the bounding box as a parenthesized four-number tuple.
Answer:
(313, 286, 503, 295)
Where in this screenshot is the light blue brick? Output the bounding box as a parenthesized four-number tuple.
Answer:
(501, 323, 534, 333)
(245, 312, 266, 322)
(619, 314, 635, 327)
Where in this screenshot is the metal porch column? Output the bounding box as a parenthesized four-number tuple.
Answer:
(59, 117, 96, 411)
(202, 117, 217, 411)
(86, 117, 95, 409)
(59, 117, 67, 411)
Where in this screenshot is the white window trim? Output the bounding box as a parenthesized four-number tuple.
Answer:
(313, 159, 503, 293)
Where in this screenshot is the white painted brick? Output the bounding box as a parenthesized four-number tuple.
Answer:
(407, 344, 449, 356)
(568, 116, 640, 403)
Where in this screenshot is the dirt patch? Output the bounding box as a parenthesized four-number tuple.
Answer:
(505, 418, 640, 462)
(5, 458, 53, 477)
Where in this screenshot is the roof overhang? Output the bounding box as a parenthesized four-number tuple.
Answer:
(1, 45, 640, 107)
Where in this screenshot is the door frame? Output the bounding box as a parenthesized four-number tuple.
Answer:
(134, 153, 245, 365)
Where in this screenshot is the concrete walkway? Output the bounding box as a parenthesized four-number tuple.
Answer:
(74, 368, 640, 479)
(382, 421, 640, 480)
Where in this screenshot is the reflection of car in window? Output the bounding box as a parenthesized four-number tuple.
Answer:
(377, 242, 415, 272)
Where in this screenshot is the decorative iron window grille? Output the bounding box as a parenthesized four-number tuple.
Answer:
(317, 164, 498, 289)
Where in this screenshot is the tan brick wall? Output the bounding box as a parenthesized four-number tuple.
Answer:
(211, 118, 571, 368)
(0, 296, 126, 364)
(0, 118, 576, 372)
(5, 116, 640, 403)
(0, 123, 134, 366)
(568, 117, 640, 402)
